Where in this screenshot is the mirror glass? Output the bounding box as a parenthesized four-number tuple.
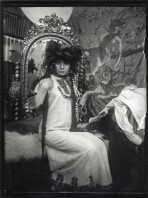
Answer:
(27, 39, 47, 78)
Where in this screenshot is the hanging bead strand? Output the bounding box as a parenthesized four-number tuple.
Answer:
(72, 77, 79, 123)
(77, 53, 87, 123)
(13, 61, 21, 120)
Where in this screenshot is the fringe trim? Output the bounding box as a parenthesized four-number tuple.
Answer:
(49, 172, 113, 192)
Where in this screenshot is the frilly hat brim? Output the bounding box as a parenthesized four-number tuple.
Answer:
(44, 40, 82, 67)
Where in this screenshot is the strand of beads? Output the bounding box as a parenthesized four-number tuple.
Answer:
(11, 61, 21, 121)
(72, 77, 80, 122)
(78, 54, 87, 123)
(78, 54, 86, 96)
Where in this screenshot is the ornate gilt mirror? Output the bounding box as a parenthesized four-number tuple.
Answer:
(20, 14, 89, 116)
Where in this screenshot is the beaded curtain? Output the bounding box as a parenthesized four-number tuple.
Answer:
(69, 7, 146, 116)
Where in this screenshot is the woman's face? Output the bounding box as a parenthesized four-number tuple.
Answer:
(55, 60, 70, 76)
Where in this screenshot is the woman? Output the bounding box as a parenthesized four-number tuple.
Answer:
(5, 41, 112, 192)
(33, 40, 112, 191)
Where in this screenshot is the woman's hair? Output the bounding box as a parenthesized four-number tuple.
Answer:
(43, 40, 82, 78)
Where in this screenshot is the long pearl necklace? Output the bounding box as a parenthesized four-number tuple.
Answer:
(71, 77, 80, 122)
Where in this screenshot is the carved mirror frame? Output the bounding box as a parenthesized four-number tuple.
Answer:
(21, 14, 88, 112)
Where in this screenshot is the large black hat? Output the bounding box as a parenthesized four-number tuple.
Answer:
(44, 40, 82, 73)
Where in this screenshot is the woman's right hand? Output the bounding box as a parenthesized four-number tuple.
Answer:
(35, 78, 53, 107)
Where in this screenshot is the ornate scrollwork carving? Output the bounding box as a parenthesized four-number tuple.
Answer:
(23, 13, 79, 48)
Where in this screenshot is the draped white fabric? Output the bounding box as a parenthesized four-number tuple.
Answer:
(3, 35, 23, 61)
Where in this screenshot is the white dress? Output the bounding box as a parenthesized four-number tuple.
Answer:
(36, 74, 112, 191)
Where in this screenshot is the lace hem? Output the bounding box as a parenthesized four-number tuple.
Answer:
(49, 172, 113, 192)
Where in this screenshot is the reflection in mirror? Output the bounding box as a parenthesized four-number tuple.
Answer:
(27, 40, 46, 78)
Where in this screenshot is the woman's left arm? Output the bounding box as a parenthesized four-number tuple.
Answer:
(79, 88, 103, 109)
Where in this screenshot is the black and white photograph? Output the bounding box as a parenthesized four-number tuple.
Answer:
(0, 1, 147, 197)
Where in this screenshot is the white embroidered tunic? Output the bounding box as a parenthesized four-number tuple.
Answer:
(34, 74, 112, 190)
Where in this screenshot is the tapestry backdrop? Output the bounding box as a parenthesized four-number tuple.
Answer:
(69, 7, 146, 116)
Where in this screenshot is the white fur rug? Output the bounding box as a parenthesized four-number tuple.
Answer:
(5, 131, 43, 162)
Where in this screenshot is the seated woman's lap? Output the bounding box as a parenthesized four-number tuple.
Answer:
(45, 130, 106, 153)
